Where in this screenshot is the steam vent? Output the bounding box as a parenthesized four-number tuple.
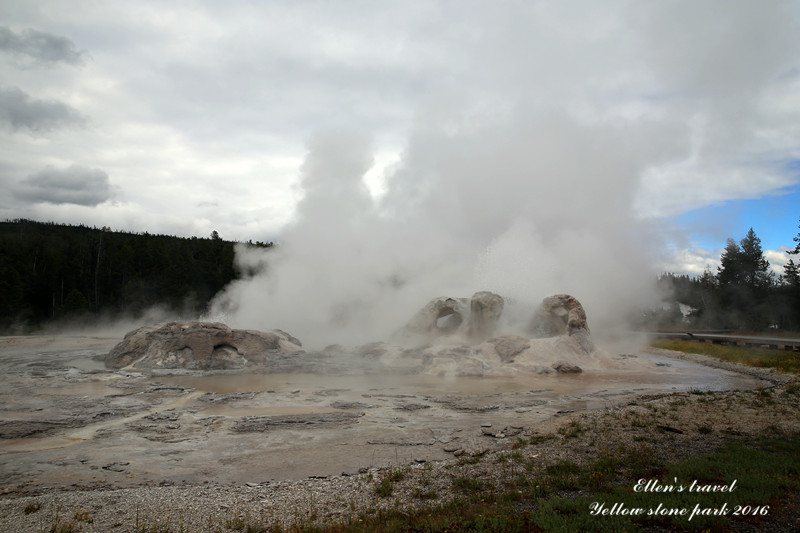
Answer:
(107, 294, 610, 376)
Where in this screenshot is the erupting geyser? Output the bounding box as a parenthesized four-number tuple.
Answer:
(106, 293, 627, 376)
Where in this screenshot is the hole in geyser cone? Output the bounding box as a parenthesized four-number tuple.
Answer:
(209, 343, 245, 370)
(435, 309, 463, 333)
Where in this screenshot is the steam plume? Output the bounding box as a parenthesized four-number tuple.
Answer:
(210, 112, 658, 348)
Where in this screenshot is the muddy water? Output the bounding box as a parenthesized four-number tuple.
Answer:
(200, 405, 340, 416)
(157, 352, 760, 397)
(0, 336, 769, 492)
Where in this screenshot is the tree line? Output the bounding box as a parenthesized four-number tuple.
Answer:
(0, 219, 273, 333)
(3, 218, 798, 335)
(645, 220, 800, 331)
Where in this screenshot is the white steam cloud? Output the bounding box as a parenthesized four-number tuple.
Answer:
(209, 110, 659, 348)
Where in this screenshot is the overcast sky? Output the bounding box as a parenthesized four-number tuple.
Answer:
(1, 1, 799, 279)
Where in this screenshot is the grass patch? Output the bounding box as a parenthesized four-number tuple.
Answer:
(373, 466, 410, 498)
(452, 476, 489, 493)
(225, 515, 246, 530)
(313, 432, 800, 532)
(495, 451, 526, 464)
(49, 521, 82, 533)
(545, 459, 583, 491)
(229, 522, 267, 533)
(652, 339, 800, 374)
(546, 458, 582, 476)
(457, 451, 487, 465)
(411, 487, 439, 500)
(558, 420, 587, 439)
(385, 468, 406, 483)
(73, 509, 92, 524)
(133, 524, 172, 533)
(527, 433, 556, 445)
(374, 476, 393, 498)
(511, 437, 529, 449)
(23, 501, 41, 514)
(629, 417, 647, 428)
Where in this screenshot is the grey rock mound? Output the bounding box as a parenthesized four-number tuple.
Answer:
(392, 291, 504, 346)
(392, 296, 470, 345)
(528, 294, 595, 352)
(463, 291, 505, 343)
(488, 335, 531, 363)
(552, 361, 583, 374)
(378, 293, 609, 376)
(105, 321, 304, 370)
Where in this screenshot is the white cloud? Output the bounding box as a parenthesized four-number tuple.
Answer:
(662, 245, 793, 279)
(766, 246, 794, 277)
(660, 246, 723, 277)
(0, 2, 797, 240)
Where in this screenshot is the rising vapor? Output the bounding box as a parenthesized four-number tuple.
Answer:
(209, 110, 660, 348)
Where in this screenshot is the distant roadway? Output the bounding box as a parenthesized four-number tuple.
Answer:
(652, 331, 800, 352)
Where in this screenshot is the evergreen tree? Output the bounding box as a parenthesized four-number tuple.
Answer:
(717, 238, 744, 286)
(739, 227, 773, 290)
(718, 229, 772, 290)
(716, 228, 772, 330)
(784, 259, 799, 287)
(789, 216, 800, 255)
(780, 217, 800, 329)
(693, 268, 722, 328)
(785, 216, 800, 285)
(0, 219, 273, 332)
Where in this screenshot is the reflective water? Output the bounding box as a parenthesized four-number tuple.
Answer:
(156, 353, 763, 397)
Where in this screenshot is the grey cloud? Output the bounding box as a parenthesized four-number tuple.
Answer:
(0, 86, 85, 132)
(0, 26, 84, 65)
(634, 0, 798, 98)
(14, 165, 113, 206)
(0, 0, 797, 279)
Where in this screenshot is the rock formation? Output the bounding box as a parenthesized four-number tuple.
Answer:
(552, 360, 583, 374)
(488, 335, 531, 363)
(391, 296, 470, 345)
(528, 294, 594, 353)
(462, 291, 505, 343)
(105, 321, 304, 370)
(105, 294, 605, 377)
(382, 292, 603, 376)
(393, 292, 504, 346)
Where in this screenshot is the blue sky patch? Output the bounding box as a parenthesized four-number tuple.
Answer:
(672, 187, 800, 252)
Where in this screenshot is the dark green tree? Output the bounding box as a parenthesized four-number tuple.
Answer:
(0, 219, 274, 332)
(785, 259, 800, 287)
(779, 217, 800, 329)
(690, 268, 723, 328)
(781, 216, 799, 285)
(647, 221, 800, 332)
(717, 238, 744, 286)
(60, 289, 90, 316)
(789, 216, 800, 255)
(716, 228, 773, 330)
(718, 229, 772, 289)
